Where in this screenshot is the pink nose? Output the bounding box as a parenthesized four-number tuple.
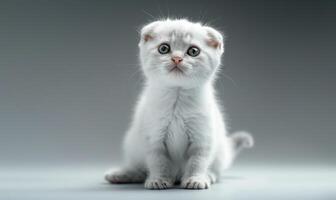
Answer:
(171, 56, 183, 64)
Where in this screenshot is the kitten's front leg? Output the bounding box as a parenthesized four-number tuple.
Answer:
(144, 145, 175, 190)
(181, 144, 213, 189)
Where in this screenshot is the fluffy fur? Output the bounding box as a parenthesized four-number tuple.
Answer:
(105, 19, 253, 190)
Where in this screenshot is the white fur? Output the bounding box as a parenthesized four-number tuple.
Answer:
(105, 19, 253, 190)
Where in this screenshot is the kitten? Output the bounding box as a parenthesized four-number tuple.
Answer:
(105, 19, 254, 190)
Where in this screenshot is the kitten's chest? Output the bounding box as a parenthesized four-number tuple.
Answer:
(158, 94, 195, 162)
(144, 88, 202, 160)
(165, 110, 189, 162)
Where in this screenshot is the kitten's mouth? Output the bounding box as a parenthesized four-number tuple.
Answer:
(168, 65, 184, 74)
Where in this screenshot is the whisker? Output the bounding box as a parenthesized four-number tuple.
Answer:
(142, 9, 155, 19)
(157, 3, 164, 20)
(205, 17, 221, 26)
(115, 63, 140, 66)
(221, 72, 239, 88)
(165, 2, 170, 19)
(128, 67, 141, 79)
(127, 66, 145, 87)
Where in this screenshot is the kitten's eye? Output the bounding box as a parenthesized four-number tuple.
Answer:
(158, 43, 170, 54)
(187, 46, 201, 57)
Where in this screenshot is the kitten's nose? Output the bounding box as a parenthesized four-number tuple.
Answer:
(171, 56, 183, 64)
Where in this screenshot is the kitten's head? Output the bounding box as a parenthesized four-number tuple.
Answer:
(138, 19, 224, 88)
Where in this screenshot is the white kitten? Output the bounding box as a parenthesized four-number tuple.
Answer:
(105, 19, 254, 190)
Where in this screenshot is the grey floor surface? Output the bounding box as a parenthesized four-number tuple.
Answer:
(1, 165, 335, 200)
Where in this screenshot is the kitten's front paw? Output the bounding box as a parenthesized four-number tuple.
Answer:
(181, 176, 210, 189)
(144, 177, 174, 190)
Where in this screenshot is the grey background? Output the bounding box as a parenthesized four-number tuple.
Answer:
(1, 0, 336, 169)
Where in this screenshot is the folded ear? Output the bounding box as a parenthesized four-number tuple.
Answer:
(203, 26, 224, 54)
(139, 21, 161, 45)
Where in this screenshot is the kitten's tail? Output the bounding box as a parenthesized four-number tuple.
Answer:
(230, 131, 254, 155)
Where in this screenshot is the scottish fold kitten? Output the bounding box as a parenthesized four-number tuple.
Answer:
(105, 19, 253, 190)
